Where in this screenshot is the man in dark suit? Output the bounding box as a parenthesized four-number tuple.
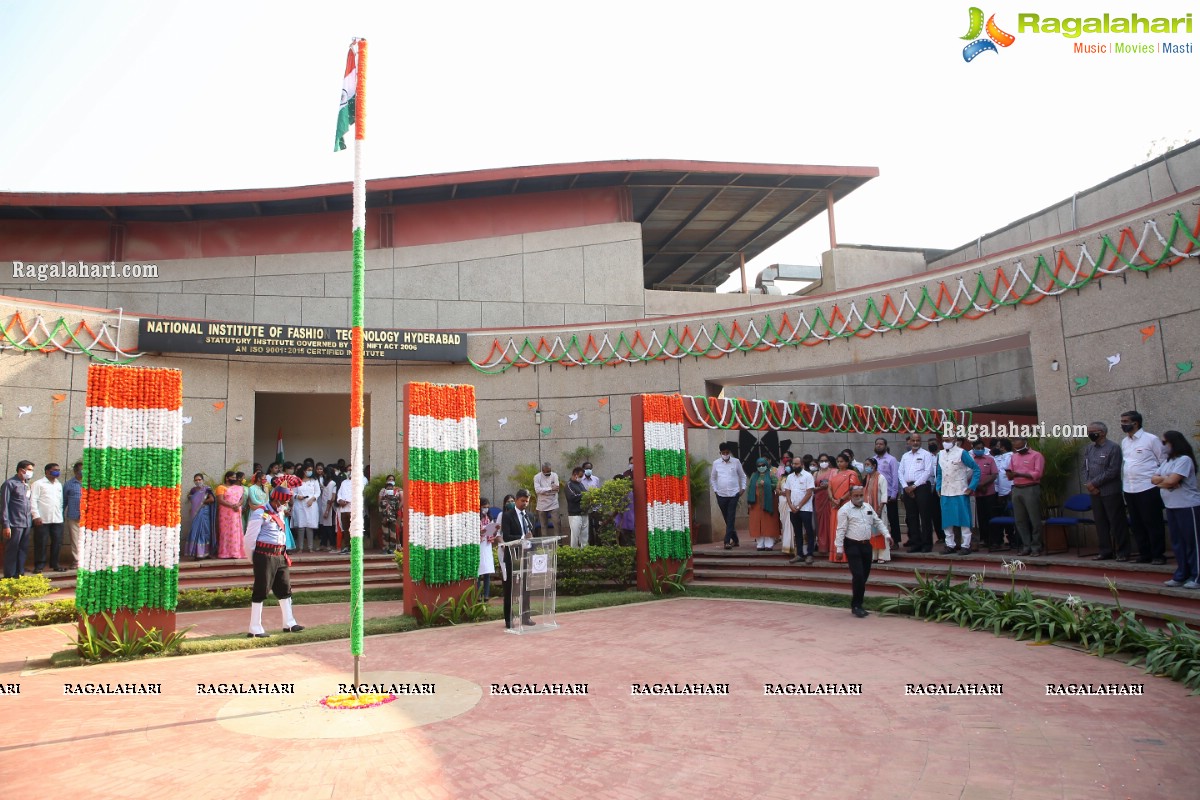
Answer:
(501, 489, 535, 629)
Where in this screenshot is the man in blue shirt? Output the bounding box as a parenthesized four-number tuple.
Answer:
(2, 460, 35, 578)
(64, 462, 83, 569)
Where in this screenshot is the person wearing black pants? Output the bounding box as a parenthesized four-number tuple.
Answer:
(899, 434, 936, 552)
(1119, 411, 1167, 564)
(500, 489, 535, 628)
(835, 486, 891, 618)
(1125, 488, 1166, 562)
(710, 443, 747, 549)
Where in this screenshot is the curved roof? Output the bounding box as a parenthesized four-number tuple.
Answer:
(0, 159, 877, 288)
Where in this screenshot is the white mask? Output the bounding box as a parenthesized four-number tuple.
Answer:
(942, 442, 954, 451)
(721, 454, 730, 462)
(818, 461, 829, 469)
(22, 470, 33, 481)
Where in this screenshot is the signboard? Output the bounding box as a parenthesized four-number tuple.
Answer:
(138, 318, 467, 362)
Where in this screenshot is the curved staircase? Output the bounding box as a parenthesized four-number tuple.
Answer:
(691, 543, 1200, 627)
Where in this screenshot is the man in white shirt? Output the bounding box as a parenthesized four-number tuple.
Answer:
(1120, 410, 1167, 564)
(291, 466, 322, 553)
(579, 462, 603, 545)
(898, 434, 937, 553)
(710, 443, 747, 549)
(835, 486, 891, 618)
(533, 462, 561, 535)
(782, 457, 816, 564)
(30, 462, 65, 573)
(336, 473, 361, 554)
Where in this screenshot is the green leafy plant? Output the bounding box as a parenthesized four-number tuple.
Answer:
(393, 549, 404, 575)
(1027, 436, 1085, 510)
(556, 546, 636, 595)
(580, 477, 632, 546)
(644, 560, 690, 596)
(21, 599, 78, 626)
(445, 586, 489, 624)
(0, 574, 52, 625)
(176, 587, 253, 611)
(508, 463, 540, 504)
(413, 596, 453, 627)
(561, 443, 604, 472)
(67, 612, 193, 661)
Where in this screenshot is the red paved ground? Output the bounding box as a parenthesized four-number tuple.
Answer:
(2, 598, 1196, 799)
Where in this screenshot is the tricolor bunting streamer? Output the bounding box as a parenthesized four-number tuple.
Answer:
(0, 311, 137, 363)
(337, 36, 368, 657)
(642, 394, 691, 562)
(468, 208, 1200, 373)
(681, 396, 970, 434)
(406, 382, 481, 585)
(77, 365, 183, 615)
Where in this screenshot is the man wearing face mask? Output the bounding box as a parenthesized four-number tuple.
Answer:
(1119, 410, 1167, 564)
(247, 487, 304, 637)
(835, 486, 891, 618)
(898, 434, 936, 553)
(936, 437, 981, 555)
(783, 457, 816, 564)
(1007, 437, 1046, 556)
(873, 439, 901, 547)
(2, 461, 35, 578)
(711, 443, 747, 550)
(1082, 422, 1127, 561)
(580, 462, 602, 545)
(31, 463, 66, 573)
(377, 475, 402, 554)
(969, 441, 1000, 550)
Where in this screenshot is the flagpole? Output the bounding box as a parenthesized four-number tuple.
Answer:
(349, 36, 368, 688)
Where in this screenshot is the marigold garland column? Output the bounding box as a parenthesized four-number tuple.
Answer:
(635, 393, 693, 590)
(347, 36, 368, 664)
(402, 382, 481, 615)
(77, 364, 182, 633)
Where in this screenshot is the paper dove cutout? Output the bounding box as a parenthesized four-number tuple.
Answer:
(1073, 377, 1089, 391)
(71, 425, 84, 436)
(18, 405, 32, 417)
(597, 398, 609, 407)
(611, 423, 623, 433)
(51, 393, 66, 403)
(1140, 325, 1156, 342)
(1177, 361, 1194, 378)
(540, 426, 552, 436)
(568, 412, 579, 424)
(527, 401, 539, 410)
(182, 416, 193, 425)
(498, 417, 508, 428)
(1105, 354, 1120, 371)
(213, 401, 226, 410)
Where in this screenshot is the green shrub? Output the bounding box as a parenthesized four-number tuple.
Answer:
(580, 477, 632, 546)
(68, 612, 192, 662)
(23, 599, 78, 626)
(0, 574, 52, 625)
(557, 546, 636, 595)
(177, 587, 253, 611)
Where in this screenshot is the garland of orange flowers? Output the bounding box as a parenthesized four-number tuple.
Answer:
(406, 382, 481, 584)
(320, 692, 397, 710)
(76, 364, 183, 615)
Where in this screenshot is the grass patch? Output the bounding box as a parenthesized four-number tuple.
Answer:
(686, 585, 889, 611)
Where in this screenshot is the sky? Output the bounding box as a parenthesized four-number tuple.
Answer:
(1, 0, 1197, 291)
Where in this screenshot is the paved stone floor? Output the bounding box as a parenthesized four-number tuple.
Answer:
(2, 598, 1197, 799)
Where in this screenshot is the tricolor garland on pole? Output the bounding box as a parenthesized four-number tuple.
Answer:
(335, 37, 368, 669)
(77, 365, 183, 615)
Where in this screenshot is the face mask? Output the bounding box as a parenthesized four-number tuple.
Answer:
(864, 466, 874, 474)
(972, 449, 984, 456)
(386, 481, 395, 487)
(1087, 432, 1100, 441)
(22, 470, 32, 480)
(721, 454, 731, 462)
(808, 465, 817, 473)
(942, 442, 953, 451)
(505, 502, 515, 510)
(757, 465, 767, 473)
(1120, 423, 1134, 433)
(818, 461, 829, 469)
(1017, 447, 1029, 454)
(793, 465, 804, 473)
(49, 470, 61, 478)
(305, 470, 313, 477)
(584, 469, 592, 477)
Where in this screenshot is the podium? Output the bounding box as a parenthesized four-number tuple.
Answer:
(498, 535, 563, 634)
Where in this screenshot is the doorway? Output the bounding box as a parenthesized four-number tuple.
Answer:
(253, 393, 371, 470)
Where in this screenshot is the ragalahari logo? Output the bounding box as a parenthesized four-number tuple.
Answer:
(961, 7, 1016, 61)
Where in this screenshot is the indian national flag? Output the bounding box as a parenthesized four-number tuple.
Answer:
(334, 44, 358, 152)
(275, 427, 285, 465)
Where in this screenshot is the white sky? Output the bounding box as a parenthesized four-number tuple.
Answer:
(1, 0, 1197, 291)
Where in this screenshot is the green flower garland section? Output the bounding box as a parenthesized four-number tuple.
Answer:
(469, 210, 1200, 374)
(409, 542, 480, 587)
(649, 528, 691, 562)
(82, 447, 183, 489)
(407, 447, 480, 484)
(75, 565, 179, 616)
(644, 448, 689, 479)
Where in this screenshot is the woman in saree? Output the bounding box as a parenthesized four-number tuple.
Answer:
(184, 473, 215, 559)
(813, 453, 836, 557)
(746, 456, 781, 551)
(863, 457, 892, 563)
(215, 470, 246, 559)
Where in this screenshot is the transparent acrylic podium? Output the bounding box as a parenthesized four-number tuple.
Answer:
(499, 535, 563, 634)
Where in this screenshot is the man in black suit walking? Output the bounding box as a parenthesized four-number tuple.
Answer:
(501, 489, 536, 629)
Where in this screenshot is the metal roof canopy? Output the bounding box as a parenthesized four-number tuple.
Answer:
(0, 159, 877, 289)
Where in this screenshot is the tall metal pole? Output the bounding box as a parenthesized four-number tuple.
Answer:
(349, 36, 368, 688)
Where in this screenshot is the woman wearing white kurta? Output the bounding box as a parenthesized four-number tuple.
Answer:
(292, 471, 322, 552)
(478, 500, 498, 600)
(777, 457, 797, 556)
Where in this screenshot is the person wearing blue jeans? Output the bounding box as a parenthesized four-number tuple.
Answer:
(710, 444, 747, 550)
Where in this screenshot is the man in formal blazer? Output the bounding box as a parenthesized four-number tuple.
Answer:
(500, 489, 535, 629)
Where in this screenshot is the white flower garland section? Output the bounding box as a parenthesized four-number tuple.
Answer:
(407, 511, 480, 553)
(643, 421, 684, 451)
(407, 414, 479, 451)
(643, 417, 689, 536)
(78, 525, 179, 571)
(83, 406, 183, 450)
(647, 500, 690, 534)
